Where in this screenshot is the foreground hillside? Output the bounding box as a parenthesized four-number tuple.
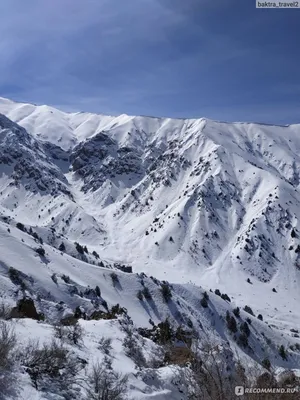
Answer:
(0, 213, 300, 399)
(0, 97, 300, 398)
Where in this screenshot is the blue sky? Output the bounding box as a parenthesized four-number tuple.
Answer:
(0, 0, 299, 123)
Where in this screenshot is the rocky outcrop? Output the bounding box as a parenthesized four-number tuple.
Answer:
(10, 298, 43, 320)
(0, 114, 72, 197)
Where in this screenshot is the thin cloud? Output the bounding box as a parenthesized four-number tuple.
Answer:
(0, 0, 299, 123)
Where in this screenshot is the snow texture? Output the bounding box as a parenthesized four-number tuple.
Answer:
(0, 97, 300, 399)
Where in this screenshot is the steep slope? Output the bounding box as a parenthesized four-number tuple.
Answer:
(0, 99, 300, 302)
(0, 99, 300, 276)
(0, 99, 300, 400)
(0, 112, 106, 248)
(1, 216, 300, 399)
(0, 100, 300, 397)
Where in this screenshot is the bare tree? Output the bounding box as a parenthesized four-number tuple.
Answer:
(98, 337, 113, 355)
(122, 328, 147, 369)
(182, 340, 238, 400)
(54, 321, 84, 346)
(0, 302, 12, 320)
(83, 361, 128, 400)
(180, 337, 300, 400)
(20, 338, 84, 398)
(0, 322, 18, 399)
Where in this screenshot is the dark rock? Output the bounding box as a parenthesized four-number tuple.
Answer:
(10, 298, 42, 320)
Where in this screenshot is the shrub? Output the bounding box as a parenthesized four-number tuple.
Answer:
(74, 306, 86, 319)
(257, 314, 263, 321)
(240, 321, 251, 337)
(155, 319, 173, 345)
(136, 290, 143, 301)
(92, 250, 99, 259)
(279, 344, 287, 360)
(233, 307, 240, 318)
(182, 344, 300, 400)
(61, 274, 71, 284)
(180, 339, 254, 399)
(262, 358, 271, 370)
(123, 330, 146, 368)
(70, 322, 84, 345)
(0, 303, 12, 320)
(111, 304, 127, 317)
(142, 286, 152, 300)
(98, 337, 113, 355)
(243, 305, 255, 316)
(35, 247, 45, 257)
(32, 232, 39, 240)
(110, 272, 119, 285)
(75, 242, 84, 254)
(161, 284, 172, 302)
(8, 267, 24, 287)
(203, 291, 209, 300)
(95, 285, 101, 297)
(16, 222, 25, 231)
(225, 312, 237, 333)
(83, 361, 128, 400)
(221, 293, 231, 302)
(21, 339, 84, 395)
(215, 289, 221, 296)
(54, 322, 83, 346)
(200, 296, 208, 308)
(0, 322, 18, 397)
(237, 332, 248, 347)
(58, 242, 65, 252)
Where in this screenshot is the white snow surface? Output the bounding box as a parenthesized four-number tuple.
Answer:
(0, 97, 300, 398)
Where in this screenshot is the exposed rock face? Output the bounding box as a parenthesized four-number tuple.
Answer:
(1, 106, 300, 287)
(0, 101, 299, 399)
(10, 298, 42, 320)
(70, 131, 143, 192)
(41, 141, 70, 163)
(0, 113, 72, 198)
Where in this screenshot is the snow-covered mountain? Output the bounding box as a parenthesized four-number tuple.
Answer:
(0, 97, 300, 399)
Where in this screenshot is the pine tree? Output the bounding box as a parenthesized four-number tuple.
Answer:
(59, 242, 65, 252)
(95, 286, 101, 297)
(279, 345, 287, 360)
(240, 321, 250, 337)
(161, 284, 172, 302)
(226, 311, 237, 333)
(233, 307, 240, 317)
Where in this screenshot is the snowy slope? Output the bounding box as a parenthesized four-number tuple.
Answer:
(0, 98, 300, 398)
(1, 217, 300, 399)
(1, 99, 300, 292)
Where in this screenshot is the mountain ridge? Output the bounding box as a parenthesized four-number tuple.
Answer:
(0, 97, 299, 398)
